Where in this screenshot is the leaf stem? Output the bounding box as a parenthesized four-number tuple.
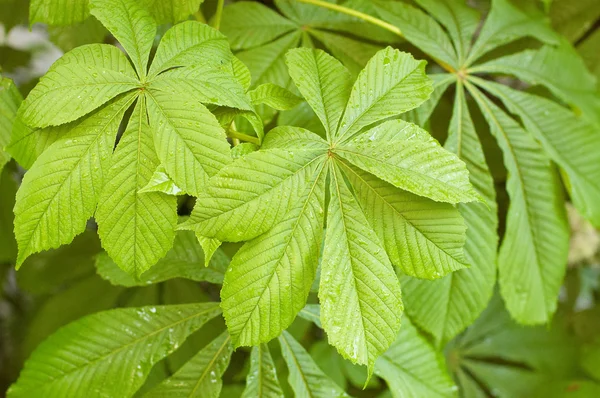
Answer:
(227, 129, 260, 146)
(212, 0, 225, 31)
(296, 0, 403, 37)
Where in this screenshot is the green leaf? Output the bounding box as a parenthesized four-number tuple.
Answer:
(374, 1, 458, 69)
(141, 0, 204, 24)
(402, 74, 455, 127)
(14, 93, 136, 267)
(7, 122, 69, 170)
(0, 168, 18, 263)
(286, 48, 353, 140)
(413, 0, 479, 65)
(471, 44, 600, 125)
(468, 82, 569, 324)
(465, 0, 558, 65)
(320, 162, 402, 371)
(145, 89, 232, 196)
(145, 332, 233, 397)
(375, 316, 457, 398)
(30, 0, 89, 26)
(95, 230, 229, 287)
(298, 304, 322, 329)
(180, 147, 327, 242)
(220, 1, 297, 50)
(336, 120, 480, 204)
(340, 162, 468, 279)
(550, 0, 600, 42)
(278, 331, 349, 398)
(18, 44, 138, 128)
(195, 234, 221, 267)
(249, 83, 303, 111)
(335, 47, 433, 142)
(242, 344, 284, 398)
(89, 0, 156, 79)
(139, 164, 184, 196)
(220, 160, 326, 346)
(7, 303, 222, 398)
(148, 21, 231, 77)
(48, 17, 108, 52)
(474, 78, 600, 227)
(0, 77, 21, 170)
(96, 97, 177, 276)
(400, 83, 498, 344)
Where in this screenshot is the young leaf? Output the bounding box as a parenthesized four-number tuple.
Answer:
(138, 165, 184, 196)
(96, 97, 177, 276)
(145, 332, 233, 398)
(375, 316, 457, 397)
(401, 83, 498, 344)
(14, 93, 136, 267)
(337, 120, 480, 204)
(286, 48, 353, 140)
(242, 344, 284, 398)
(335, 47, 433, 142)
(89, 0, 156, 79)
(7, 303, 222, 398)
(17, 45, 138, 128)
(220, 160, 326, 346)
(468, 83, 569, 324)
(0, 77, 21, 171)
(320, 162, 402, 371)
(279, 331, 348, 398)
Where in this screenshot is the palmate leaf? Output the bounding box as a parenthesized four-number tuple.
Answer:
(146, 332, 233, 397)
(96, 97, 176, 276)
(467, 82, 569, 324)
(7, 303, 222, 398)
(400, 83, 498, 344)
(242, 344, 284, 398)
(0, 77, 21, 171)
(279, 331, 349, 398)
(14, 93, 136, 267)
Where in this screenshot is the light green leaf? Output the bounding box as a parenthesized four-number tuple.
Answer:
(474, 78, 600, 227)
(0, 78, 21, 170)
(7, 303, 222, 398)
(242, 344, 284, 398)
(374, 1, 458, 69)
(230, 56, 253, 91)
(148, 21, 231, 77)
(231, 142, 259, 159)
(286, 48, 353, 140)
(145, 332, 233, 398)
(145, 88, 232, 196)
(298, 304, 322, 329)
(249, 83, 303, 111)
(96, 97, 176, 276)
(6, 121, 67, 170)
(375, 316, 457, 398)
(262, 125, 329, 151)
(320, 162, 402, 371)
(220, 1, 297, 50)
(48, 17, 108, 52)
(141, 0, 204, 24)
(400, 83, 497, 344)
(18, 44, 138, 128)
(465, 0, 558, 65)
(413, 0, 480, 65)
(180, 148, 327, 242)
(468, 82, 569, 324)
(89, 0, 156, 79)
(335, 47, 433, 142)
(470, 44, 600, 125)
(30, 0, 89, 26)
(138, 164, 183, 196)
(402, 73, 455, 127)
(0, 168, 18, 263)
(340, 162, 467, 279)
(95, 230, 229, 287)
(14, 93, 136, 267)
(337, 120, 480, 204)
(279, 331, 349, 398)
(195, 233, 221, 267)
(220, 161, 326, 346)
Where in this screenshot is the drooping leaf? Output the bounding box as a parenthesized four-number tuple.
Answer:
(220, 159, 326, 346)
(468, 82, 569, 324)
(279, 331, 348, 398)
(14, 93, 136, 267)
(30, 0, 89, 26)
(320, 162, 402, 371)
(375, 316, 457, 398)
(96, 97, 177, 276)
(8, 303, 222, 398)
(335, 47, 433, 142)
(145, 332, 233, 398)
(242, 344, 284, 398)
(17, 45, 138, 128)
